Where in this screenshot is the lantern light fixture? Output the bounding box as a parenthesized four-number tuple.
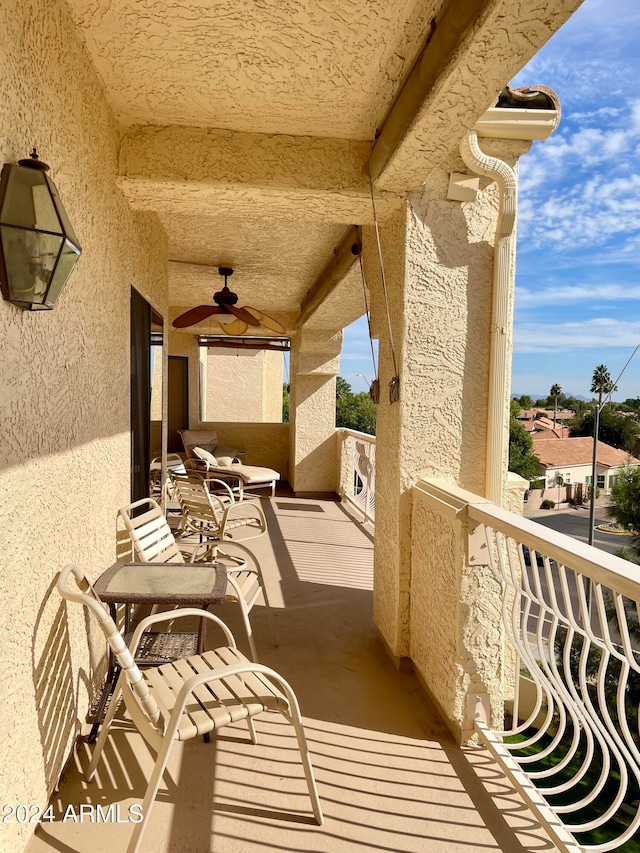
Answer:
(0, 149, 81, 311)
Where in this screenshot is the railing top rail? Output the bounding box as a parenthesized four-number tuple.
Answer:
(335, 428, 376, 442)
(468, 501, 640, 601)
(416, 478, 640, 602)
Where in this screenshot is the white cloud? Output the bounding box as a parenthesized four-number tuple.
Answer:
(514, 317, 640, 353)
(570, 107, 622, 121)
(516, 284, 640, 309)
(518, 169, 640, 251)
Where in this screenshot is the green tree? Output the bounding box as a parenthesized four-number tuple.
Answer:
(591, 364, 617, 408)
(509, 400, 540, 480)
(335, 377, 376, 435)
(549, 383, 562, 424)
(609, 466, 640, 563)
(282, 383, 289, 423)
(516, 394, 534, 409)
(568, 407, 640, 453)
(564, 396, 588, 417)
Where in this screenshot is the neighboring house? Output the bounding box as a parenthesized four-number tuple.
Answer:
(531, 425, 562, 440)
(517, 408, 574, 435)
(531, 436, 640, 492)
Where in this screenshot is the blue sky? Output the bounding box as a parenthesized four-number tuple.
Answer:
(343, 0, 640, 400)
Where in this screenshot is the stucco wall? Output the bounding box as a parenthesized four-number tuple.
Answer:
(364, 144, 522, 663)
(201, 348, 283, 422)
(199, 422, 289, 478)
(288, 329, 341, 493)
(0, 1, 167, 847)
(265, 350, 284, 422)
(411, 482, 504, 742)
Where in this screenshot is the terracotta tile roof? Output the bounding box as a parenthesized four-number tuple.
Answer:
(533, 437, 640, 469)
(497, 85, 561, 113)
(531, 429, 562, 440)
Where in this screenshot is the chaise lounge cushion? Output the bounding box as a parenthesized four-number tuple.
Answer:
(193, 446, 219, 466)
(209, 463, 280, 486)
(212, 445, 241, 465)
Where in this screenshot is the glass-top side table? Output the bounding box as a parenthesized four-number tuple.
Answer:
(87, 560, 229, 742)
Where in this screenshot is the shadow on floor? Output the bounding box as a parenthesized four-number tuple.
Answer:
(27, 495, 557, 853)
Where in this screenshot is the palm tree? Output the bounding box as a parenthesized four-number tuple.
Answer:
(590, 364, 616, 408)
(549, 383, 562, 428)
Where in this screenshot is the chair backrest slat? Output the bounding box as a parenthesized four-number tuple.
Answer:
(170, 472, 225, 537)
(119, 498, 185, 564)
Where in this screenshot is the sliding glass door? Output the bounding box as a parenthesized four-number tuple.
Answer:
(130, 288, 164, 504)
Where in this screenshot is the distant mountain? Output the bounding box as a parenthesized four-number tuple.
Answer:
(511, 393, 591, 402)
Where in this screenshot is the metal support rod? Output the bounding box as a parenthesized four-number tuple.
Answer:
(588, 403, 601, 548)
(588, 343, 640, 549)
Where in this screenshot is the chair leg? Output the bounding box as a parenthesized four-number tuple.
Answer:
(87, 676, 124, 781)
(260, 576, 279, 648)
(287, 707, 324, 826)
(126, 736, 175, 853)
(226, 573, 259, 661)
(238, 596, 259, 662)
(247, 717, 258, 744)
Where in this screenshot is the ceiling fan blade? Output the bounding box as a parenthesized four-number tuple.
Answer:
(228, 304, 260, 326)
(219, 319, 249, 335)
(172, 305, 222, 328)
(243, 306, 286, 334)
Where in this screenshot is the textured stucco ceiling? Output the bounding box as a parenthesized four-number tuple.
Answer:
(167, 215, 348, 332)
(66, 0, 581, 334)
(65, 0, 439, 138)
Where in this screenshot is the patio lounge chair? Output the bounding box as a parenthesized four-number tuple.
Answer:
(119, 497, 276, 660)
(57, 564, 323, 853)
(178, 429, 280, 498)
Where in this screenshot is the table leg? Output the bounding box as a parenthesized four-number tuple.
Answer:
(196, 606, 208, 654)
(87, 603, 119, 744)
(88, 662, 120, 744)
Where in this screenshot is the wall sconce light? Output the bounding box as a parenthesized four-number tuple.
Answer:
(0, 149, 81, 310)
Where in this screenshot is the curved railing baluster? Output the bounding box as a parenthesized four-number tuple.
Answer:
(463, 500, 640, 852)
(338, 429, 376, 524)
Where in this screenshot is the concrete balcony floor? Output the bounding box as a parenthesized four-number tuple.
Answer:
(28, 495, 557, 853)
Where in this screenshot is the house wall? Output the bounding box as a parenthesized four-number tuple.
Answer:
(0, 1, 167, 848)
(198, 422, 289, 478)
(542, 462, 639, 491)
(201, 348, 283, 422)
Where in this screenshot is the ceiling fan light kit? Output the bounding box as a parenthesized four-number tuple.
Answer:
(172, 266, 285, 336)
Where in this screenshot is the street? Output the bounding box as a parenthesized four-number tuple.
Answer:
(525, 503, 631, 558)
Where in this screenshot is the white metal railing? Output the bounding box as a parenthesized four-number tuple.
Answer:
(466, 499, 640, 853)
(336, 429, 375, 524)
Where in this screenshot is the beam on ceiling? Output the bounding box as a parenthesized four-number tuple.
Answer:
(296, 226, 362, 329)
(198, 335, 290, 352)
(118, 126, 401, 224)
(367, 0, 491, 184)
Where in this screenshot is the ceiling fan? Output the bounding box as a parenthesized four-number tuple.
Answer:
(172, 266, 285, 336)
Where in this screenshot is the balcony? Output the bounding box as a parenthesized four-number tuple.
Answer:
(27, 492, 558, 853)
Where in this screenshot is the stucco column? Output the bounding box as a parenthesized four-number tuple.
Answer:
(364, 140, 529, 740)
(288, 328, 342, 494)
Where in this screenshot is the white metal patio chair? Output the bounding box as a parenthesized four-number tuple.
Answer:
(56, 564, 322, 853)
(119, 497, 277, 661)
(170, 469, 267, 542)
(149, 452, 186, 504)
